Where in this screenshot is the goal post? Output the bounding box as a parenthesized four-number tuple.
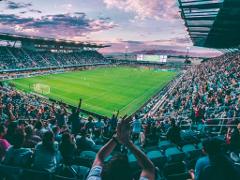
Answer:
(32, 83, 50, 95)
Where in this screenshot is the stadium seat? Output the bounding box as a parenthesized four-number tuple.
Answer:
(79, 151, 96, 159)
(182, 144, 203, 169)
(158, 140, 176, 151)
(132, 167, 164, 180)
(91, 145, 102, 152)
(181, 144, 196, 152)
(165, 147, 185, 162)
(147, 150, 167, 167)
(19, 169, 52, 180)
(197, 142, 203, 150)
(53, 175, 77, 180)
(128, 154, 138, 170)
(166, 172, 191, 180)
(55, 165, 89, 180)
(163, 161, 187, 178)
(180, 130, 200, 145)
(182, 144, 202, 158)
(71, 165, 89, 179)
(75, 151, 96, 167)
(0, 164, 23, 180)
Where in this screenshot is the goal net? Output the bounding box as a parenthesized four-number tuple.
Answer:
(33, 83, 50, 95)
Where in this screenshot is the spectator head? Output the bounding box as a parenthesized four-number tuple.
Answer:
(52, 126, 60, 135)
(80, 129, 87, 137)
(25, 125, 34, 137)
(6, 121, 18, 136)
(0, 123, 6, 137)
(135, 114, 139, 119)
(18, 120, 27, 128)
(61, 132, 73, 144)
(202, 137, 223, 156)
(12, 128, 25, 148)
(49, 119, 56, 126)
(35, 120, 43, 130)
(71, 107, 77, 114)
(57, 108, 61, 114)
(42, 130, 55, 152)
(103, 154, 131, 180)
(88, 116, 93, 122)
(170, 118, 176, 126)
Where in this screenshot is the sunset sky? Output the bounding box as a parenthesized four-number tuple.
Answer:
(0, 0, 222, 55)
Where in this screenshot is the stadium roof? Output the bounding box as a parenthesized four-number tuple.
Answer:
(178, 0, 240, 48)
(0, 33, 110, 48)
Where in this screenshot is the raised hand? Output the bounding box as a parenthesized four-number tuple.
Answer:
(77, 98, 82, 112)
(115, 110, 120, 119)
(116, 115, 132, 145)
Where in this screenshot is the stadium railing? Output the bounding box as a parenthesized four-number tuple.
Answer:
(0, 62, 110, 73)
(148, 71, 186, 116)
(180, 117, 240, 135)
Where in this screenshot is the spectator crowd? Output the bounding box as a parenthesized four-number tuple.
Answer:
(0, 51, 240, 179)
(0, 46, 108, 70)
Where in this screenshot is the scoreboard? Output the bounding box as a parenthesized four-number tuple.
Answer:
(137, 54, 168, 63)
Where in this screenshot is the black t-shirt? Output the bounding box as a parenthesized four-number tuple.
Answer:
(76, 137, 93, 152)
(69, 113, 83, 134)
(230, 130, 240, 150)
(166, 126, 181, 144)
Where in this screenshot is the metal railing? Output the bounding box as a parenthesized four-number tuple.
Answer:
(180, 117, 240, 135)
(147, 71, 187, 116)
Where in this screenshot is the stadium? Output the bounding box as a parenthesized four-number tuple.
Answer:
(0, 0, 239, 180)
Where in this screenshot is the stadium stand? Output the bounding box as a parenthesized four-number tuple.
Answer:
(0, 33, 109, 72)
(0, 47, 107, 70)
(1, 0, 240, 179)
(0, 50, 240, 179)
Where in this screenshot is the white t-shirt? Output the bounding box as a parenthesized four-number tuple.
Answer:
(86, 165, 149, 180)
(132, 119, 141, 133)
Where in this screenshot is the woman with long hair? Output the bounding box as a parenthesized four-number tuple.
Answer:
(33, 130, 61, 172)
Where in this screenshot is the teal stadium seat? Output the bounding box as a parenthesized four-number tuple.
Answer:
(147, 150, 167, 167)
(53, 175, 77, 180)
(0, 164, 22, 180)
(182, 144, 202, 159)
(75, 151, 96, 167)
(54, 165, 89, 180)
(163, 161, 187, 179)
(165, 147, 185, 162)
(158, 140, 176, 151)
(128, 154, 138, 170)
(20, 168, 51, 180)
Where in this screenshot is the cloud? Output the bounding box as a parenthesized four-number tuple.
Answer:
(0, 13, 118, 38)
(152, 37, 191, 46)
(99, 39, 221, 56)
(103, 0, 179, 20)
(4, 0, 32, 9)
(19, 11, 27, 14)
(29, 9, 42, 13)
(122, 40, 144, 45)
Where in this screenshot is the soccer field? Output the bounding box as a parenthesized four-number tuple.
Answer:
(8, 67, 177, 117)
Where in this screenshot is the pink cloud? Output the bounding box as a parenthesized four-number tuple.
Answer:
(0, 13, 118, 39)
(103, 0, 180, 20)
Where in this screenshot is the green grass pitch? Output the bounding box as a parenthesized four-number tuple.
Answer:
(8, 67, 177, 117)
